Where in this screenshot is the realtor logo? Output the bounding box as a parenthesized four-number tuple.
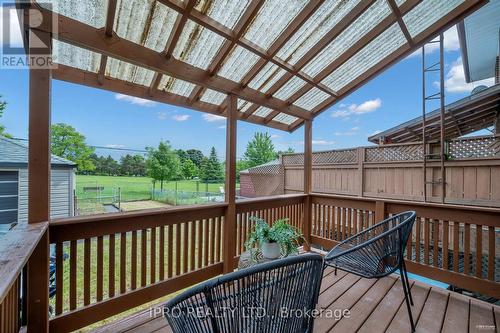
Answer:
(1, 1, 57, 69)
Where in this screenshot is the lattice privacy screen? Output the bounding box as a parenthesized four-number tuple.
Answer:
(365, 144, 423, 162)
(448, 136, 500, 159)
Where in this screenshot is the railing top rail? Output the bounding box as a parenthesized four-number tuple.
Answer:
(0, 222, 48, 303)
(236, 193, 307, 205)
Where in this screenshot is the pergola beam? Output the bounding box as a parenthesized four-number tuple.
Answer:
(32, 8, 311, 121)
(387, 0, 414, 46)
(97, 0, 117, 85)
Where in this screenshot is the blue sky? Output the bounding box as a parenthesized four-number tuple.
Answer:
(0, 25, 495, 160)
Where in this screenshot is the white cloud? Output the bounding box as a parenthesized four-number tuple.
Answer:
(217, 125, 226, 129)
(202, 114, 225, 122)
(115, 94, 156, 106)
(331, 98, 381, 118)
(105, 144, 125, 149)
(406, 26, 460, 58)
(0, 6, 23, 47)
(334, 126, 360, 136)
(312, 140, 336, 146)
(157, 112, 167, 120)
(436, 57, 495, 93)
(172, 114, 190, 121)
(270, 134, 281, 139)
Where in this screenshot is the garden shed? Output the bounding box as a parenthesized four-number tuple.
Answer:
(0, 136, 76, 225)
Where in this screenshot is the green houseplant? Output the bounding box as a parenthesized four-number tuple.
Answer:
(245, 217, 304, 259)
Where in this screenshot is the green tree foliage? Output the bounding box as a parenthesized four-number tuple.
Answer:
(131, 154, 147, 176)
(146, 141, 181, 189)
(243, 132, 277, 168)
(200, 147, 223, 182)
(235, 160, 250, 182)
(175, 149, 189, 163)
(51, 123, 95, 172)
(0, 96, 11, 138)
(276, 147, 295, 156)
(186, 149, 204, 168)
(181, 159, 198, 179)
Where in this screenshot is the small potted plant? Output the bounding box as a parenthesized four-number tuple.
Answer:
(245, 217, 304, 259)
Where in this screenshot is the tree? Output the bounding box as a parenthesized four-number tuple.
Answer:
(120, 154, 134, 176)
(276, 147, 295, 156)
(243, 132, 277, 168)
(181, 159, 198, 179)
(186, 149, 204, 168)
(103, 155, 119, 175)
(235, 160, 250, 182)
(131, 154, 146, 176)
(200, 147, 223, 182)
(51, 123, 95, 172)
(0, 96, 11, 138)
(146, 141, 181, 190)
(175, 149, 189, 163)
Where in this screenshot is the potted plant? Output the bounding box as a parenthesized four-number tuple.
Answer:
(245, 217, 304, 259)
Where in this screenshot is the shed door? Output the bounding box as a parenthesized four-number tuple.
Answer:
(0, 171, 18, 225)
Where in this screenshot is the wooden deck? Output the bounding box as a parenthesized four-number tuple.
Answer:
(92, 267, 499, 333)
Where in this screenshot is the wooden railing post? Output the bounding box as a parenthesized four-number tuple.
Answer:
(303, 120, 312, 251)
(357, 147, 365, 197)
(375, 200, 386, 222)
(223, 95, 237, 273)
(27, 26, 51, 333)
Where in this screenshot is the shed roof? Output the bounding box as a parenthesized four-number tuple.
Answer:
(368, 83, 500, 144)
(25, 0, 487, 132)
(0, 136, 76, 168)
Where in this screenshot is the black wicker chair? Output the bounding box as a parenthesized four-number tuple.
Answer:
(324, 211, 417, 332)
(164, 253, 324, 333)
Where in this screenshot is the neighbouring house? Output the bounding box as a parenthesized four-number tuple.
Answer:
(0, 136, 76, 225)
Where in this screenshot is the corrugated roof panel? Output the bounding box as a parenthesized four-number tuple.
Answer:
(276, 0, 361, 65)
(217, 46, 261, 82)
(293, 87, 330, 111)
(302, 0, 391, 77)
(237, 99, 253, 113)
(195, 0, 251, 29)
(248, 63, 287, 93)
(253, 107, 274, 118)
(53, 40, 101, 73)
(200, 89, 227, 105)
(106, 58, 155, 86)
(273, 76, 308, 101)
(403, 0, 464, 37)
(173, 19, 226, 70)
(244, 0, 308, 50)
(273, 113, 298, 125)
(321, 23, 406, 92)
(38, 0, 108, 28)
(395, 0, 406, 5)
(158, 76, 196, 97)
(114, 0, 177, 52)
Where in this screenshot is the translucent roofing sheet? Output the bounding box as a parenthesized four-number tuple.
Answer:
(200, 89, 227, 105)
(195, 0, 250, 29)
(158, 75, 196, 97)
(173, 19, 226, 70)
(403, 0, 464, 37)
(321, 23, 406, 92)
(247, 63, 287, 93)
(237, 99, 253, 113)
(273, 113, 299, 125)
(38, 0, 108, 28)
(105, 58, 155, 86)
(52, 40, 101, 73)
(114, 0, 178, 53)
(244, 0, 308, 50)
(273, 77, 307, 101)
(217, 46, 261, 83)
(253, 107, 274, 118)
(302, 0, 391, 78)
(276, 0, 361, 65)
(293, 87, 330, 111)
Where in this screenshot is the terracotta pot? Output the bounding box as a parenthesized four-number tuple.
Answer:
(261, 241, 280, 259)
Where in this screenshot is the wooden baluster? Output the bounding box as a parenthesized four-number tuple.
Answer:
(109, 234, 115, 297)
(167, 225, 173, 278)
(347, 208, 352, 238)
(131, 231, 137, 289)
(415, 218, 421, 263)
(159, 226, 165, 281)
(197, 220, 202, 269)
(183, 223, 189, 273)
(55, 242, 63, 314)
(453, 222, 459, 272)
(335, 207, 341, 241)
(235, 214, 240, 255)
(239, 214, 244, 255)
(176, 224, 181, 276)
(190, 221, 196, 271)
(120, 232, 126, 294)
(488, 226, 494, 281)
(352, 208, 357, 236)
(150, 227, 156, 283)
(323, 204, 327, 237)
(204, 219, 209, 267)
(84, 238, 91, 305)
(215, 217, 221, 262)
(464, 223, 470, 275)
(433, 219, 439, 267)
(476, 225, 482, 278)
(442, 221, 449, 270)
(424, 218, 430, 265)
(141, 230, 147, 286)
(69, 240, 77, 310)
(211, 218, 216, 265)
(97, 236, 103, 301)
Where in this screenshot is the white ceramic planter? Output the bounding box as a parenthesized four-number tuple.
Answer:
(261, 241, 280, 259)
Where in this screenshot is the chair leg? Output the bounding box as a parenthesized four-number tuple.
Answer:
(334, 266, 337, 275)
(402, 260, 414, 306)
(400, 267, 416, 332)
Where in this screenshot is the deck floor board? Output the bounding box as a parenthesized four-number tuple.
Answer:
(91, 270, 499, 333)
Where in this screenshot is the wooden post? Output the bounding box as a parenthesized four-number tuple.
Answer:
(375, 201, 386, 222)
(27, 28, 51, 333)
(357, 147, 365, 197)
(223, 95, 237, 273)
(303, 120, 312, 251)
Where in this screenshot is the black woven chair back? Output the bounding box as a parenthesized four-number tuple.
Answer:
(165, 253, 324, 333)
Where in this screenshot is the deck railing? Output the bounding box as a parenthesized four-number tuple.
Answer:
(1, 193, 498, 332)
